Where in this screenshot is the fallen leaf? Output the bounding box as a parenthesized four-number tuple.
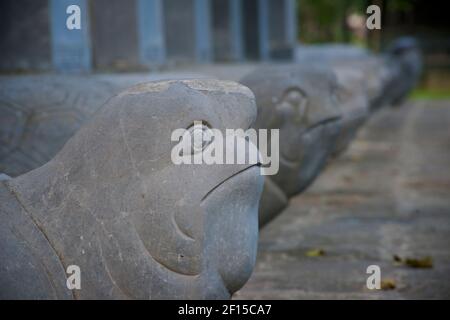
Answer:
(393, 255, 433, 268)
(381, 279, 396, 290)
(404, 256, 433, 269)
(349, 154, 363, 162)
(306, 248, 325, 257)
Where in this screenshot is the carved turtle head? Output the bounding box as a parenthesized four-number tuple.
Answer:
(9, 80, 263, 299)
(241, 65, 342, 197)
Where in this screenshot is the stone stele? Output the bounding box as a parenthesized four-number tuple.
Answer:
(0, 79, 264, 299)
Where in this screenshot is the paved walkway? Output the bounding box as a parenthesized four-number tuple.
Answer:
(235, 100, 450, 299)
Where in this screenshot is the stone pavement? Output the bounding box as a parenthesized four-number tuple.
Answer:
(235, 99, 450, 299)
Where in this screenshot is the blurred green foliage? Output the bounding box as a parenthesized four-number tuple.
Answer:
(411, 89, 450, 100)
(297, 0, 415, 44)
(297, 0, 366, 43)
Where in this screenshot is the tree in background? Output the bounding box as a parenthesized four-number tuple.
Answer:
(297, 0, 415, 49)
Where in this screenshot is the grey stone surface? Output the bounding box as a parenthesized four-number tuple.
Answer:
(295, 44, 370, 62)
(295, 52, 372, 156)
(0, 73, 215, 177)
(177, 63, 258, 82)
(0, 66, 258, 178)
(364, 37, 423, 111)
(0, 75, 129, 177)
(0, 79, 264, 299)
(335, 58, 392, 112)
(0, 173, 11, 181)
(383, 37, 423, 107)
(235, 99, 450, 299)
(331, 65, 370, 156)
(240, 65, 342, 226)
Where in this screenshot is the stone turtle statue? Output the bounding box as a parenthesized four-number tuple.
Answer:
(240, 65, 342, 226)
(0, 79, 264, 299)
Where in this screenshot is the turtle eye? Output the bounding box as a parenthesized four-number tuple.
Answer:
(180, 122, 213, 156)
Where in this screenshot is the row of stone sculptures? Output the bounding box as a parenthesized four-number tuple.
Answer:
(0, 37, 422, 299)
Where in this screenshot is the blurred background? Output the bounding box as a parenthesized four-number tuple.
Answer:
(298, 0, 450, 97)
(0, 0, 449, 94)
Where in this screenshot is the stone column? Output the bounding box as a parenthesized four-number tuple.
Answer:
(137, 0, 166, 68)
(285, 0, 297, 51)
(50, 0, 92, 72)
(89, 0, 140, 71)
(194, 0, 212, 62)
(230, 0, 244, 61)
(163, 0, 196, 63)
(258, 0, 270, 61)
(242, 0, 260, 60)
(266, 0, 296, 60)
(0, 0, 51, 72)
(211, 0, 243, 62)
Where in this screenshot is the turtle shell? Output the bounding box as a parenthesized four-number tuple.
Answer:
(0, 75, 140, 176)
